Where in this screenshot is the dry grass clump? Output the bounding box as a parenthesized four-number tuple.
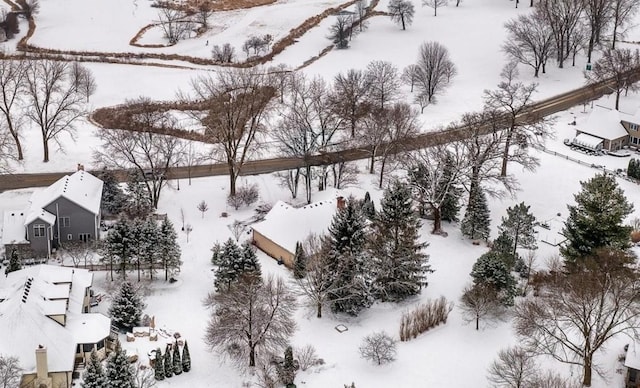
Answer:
(399, 297, 453, 342)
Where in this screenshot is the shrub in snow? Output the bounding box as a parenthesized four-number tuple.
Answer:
(359, 331, 397, 365)
(182, 341, 191, 372)
(399, 296, 453, 341)
(153, 348, 164, 380)
(164, 345, 173, 378)
(294, 344, 324, 371)
(173, 341, 182, 375)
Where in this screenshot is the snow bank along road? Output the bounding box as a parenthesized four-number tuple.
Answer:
(0, 70, 633, 192)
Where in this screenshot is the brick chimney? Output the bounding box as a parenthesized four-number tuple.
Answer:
(77, 163, 84, 171)
(336, 196, 346, 210)
(35, 345, 52, 388)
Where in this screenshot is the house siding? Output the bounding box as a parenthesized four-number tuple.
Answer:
(252, 230, 295, 268)
(43, 197, 98, 248)
(20, 371, 72, 388)
(26, 219, 52, 258)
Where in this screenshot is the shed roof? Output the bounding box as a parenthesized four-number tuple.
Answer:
(1, 210, 27, 245)
(573, 133, 603, 150)
(579, 105, 629, 140)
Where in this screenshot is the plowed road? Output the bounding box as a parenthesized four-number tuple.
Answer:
(0, 76, 627, 192)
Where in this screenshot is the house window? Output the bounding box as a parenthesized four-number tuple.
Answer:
(78, 233, 91, 242)
(67, 234, 73, 240)
(631, 123, 639, 131)
(82, 343, 94, 353)
(60, 217, 70, 228)
(634, 137, 639, 145)
(33, 224, 45, 238)
(96, 340, 105, 350)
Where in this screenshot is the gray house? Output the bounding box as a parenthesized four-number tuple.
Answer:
(2, 169, 103, 259)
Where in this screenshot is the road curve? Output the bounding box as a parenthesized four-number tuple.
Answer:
(0, 73, 630, 192)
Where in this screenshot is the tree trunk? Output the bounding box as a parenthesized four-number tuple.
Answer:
(165, 261, 169, 281)
(42, 137, 49, 163)
(305, 165, 312, 204)
(369, 148, 376, 174)
(587, 33, 595, 63)
(137, 260, 141, 282)
(401, 15, 406, 30)
(378, 157, 387, 189)
(616, 91, 621, 110)
(8, 128, 23, 160)
(583, 355, 593, 386)
(612, 24, 618, 49)
(317, 301, 322, 318)
(501, 128, 513, 177)
(228, 165, 237, 196)
(431, 205, 442, 234)
(475, 315, 479, 330)
(249, 346, 256, 367)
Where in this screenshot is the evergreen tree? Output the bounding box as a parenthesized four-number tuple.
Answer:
(629, 159, 639, 179)
(97, 169, 126, 216)
(173, 342, 183, 375)
(561, 173, 634, 266)
(361, 191, 376, 220)
(369, 180, 432, 302)
(109, 281, 145, 330)
(102, 220, 135, 281)
(210, 242, 222, 266)
(154, 348, 164, 381)
(182, 341, 191, 372)
(5, 248, 21, 275)
(279, 346, 296, 387)
(326, 197, 372, 315)
(470, 251, 517, 306)
(497, 202, 537, 259)
(440, 154, 463, 222)
(132, 218, 159, 282)
(164, 345, 173, 378)
(81, 349, 106, 388)
(293, 242, 308, 279)
(460, 188, 490, 241)
(240, 242, 261, 278)
(214, 238, 244, 292)
(124, 171, 153, 219)
(158, 217, 181, 281)
(491, 231, 517, 270)
(105, 340, 135, 388)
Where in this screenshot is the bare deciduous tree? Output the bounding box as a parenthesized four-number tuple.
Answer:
(195, 3, 214, 29)
(133, 362, 156, 388)
(422, 0, 448, 16)
(486, 346, 537, 388)
(584, 0, 611, 63)
(94, 98, 182, 208)
(71, 62, 97, 102)
(514, 250, 640, 386)
(228, 220, 246, 242)
(483, 62, 551, 177)
(0, 58, 26, 160)
(401, 64, 420, 93)
(388, 0, 415, 30)
(359, 331, 397, 365)
(537, 0, 583, 68)
(211, 43, 236, 63)
(328, 15, 352, 49)
(365, 60, 400, 110)
(186, 68, 275, 196)
(332, 69, 371, 137)
(24, 60, 88, 163)
(63, 241, 95, 268)
(0, 354, 21, 388)
(585, 48, 640, 110)
(503, 9, 555, 77)
(355, 0, 369, 32)
(611, 0, 639, 49)
(157, 8, 193, 44)
(16, 0, 39, 18)
(414, 41, 457, 103)
(460, 284, 506, 330)
(205, 274, 297, 367)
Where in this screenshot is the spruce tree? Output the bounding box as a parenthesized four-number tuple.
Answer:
(279, 346, 296, 387)
(460, 188, 490, 241)
(154, 348, 164, 380)
(293, 242, 308, 279)
(5, 248, 21, 275)
(240, 242, 261, 278)
(439, 152, 463, 222)
(497, 202, 537, 259)
(214, 238, 244, 292)
(491, 231, 517, 269)
(164, 345, 173, 378)
(102, 220, 135, 280)
(108, 281, 145, 330)
(210, 242, 222, 266)
(470, 251, 517, 306)
(173, 341, 183, 375)
(369, 180, 431, 302)
(81, 349, 106, 388)
(105, 340, 135, 388)
(182, 341, 191, 372)
(361, 191, 376, 220)
(158, 217, 181, 281)
(97, 169, 126, 216)
(326, 196, 372, 315)
(561, 173, 634, 266)
(124, 171, 153, 219)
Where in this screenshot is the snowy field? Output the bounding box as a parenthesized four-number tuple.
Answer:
(2, 0, 640, 386)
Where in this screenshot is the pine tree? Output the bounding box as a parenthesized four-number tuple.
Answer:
(132, 218, 159, 282)
(102, 220, 135, 281)
(279, 346, 296, 386)
(214, 238, 244, 292)
(369, 180, 431, 302)
(154, 348, 164, 380)
(182, 341, 191, 372)
(240, 242, 261, 278)
(105, 340, 135, 388)
(81, 349, 106, 388)
(293, 242, 308, 279)
(361, 191, 376, 220)
(440, 155, 463, 222)
(5, 248, 21, 275)
(561, 173, 634, 266)
(97, 169, 126, 216)
(460, 188, 490, 241)
(491, 231, 517, 269)
(109, 281, 145, 330)
(326, 197, 372, 315)
(497, 202, 537, 259)
(164, 345, 173, 378)
(123, 171, 153, 219)
(158, 218, 181, 281)
(173, 341, 183, 375)
(470, 251, 517, 306)
(210, 242, 222, 266)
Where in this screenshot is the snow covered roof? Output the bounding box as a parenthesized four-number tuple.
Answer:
(579, 105, 629, 140)
(24, 208, 56, 226)
(1, 210, 27, 245)
(252, 197, 341, 254)
(573, 133, 603, 150)
(626, 341, 640, 370)
(0, 265, 110, 374)
(28, 170, 103, 219)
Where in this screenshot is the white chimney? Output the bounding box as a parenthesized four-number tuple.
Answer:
(35, 345, 52, 388)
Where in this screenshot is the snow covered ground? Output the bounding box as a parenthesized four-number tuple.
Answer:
(2, 0, 640, 386)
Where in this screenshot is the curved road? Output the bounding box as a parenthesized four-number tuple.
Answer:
(0, 74, 628, 192)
